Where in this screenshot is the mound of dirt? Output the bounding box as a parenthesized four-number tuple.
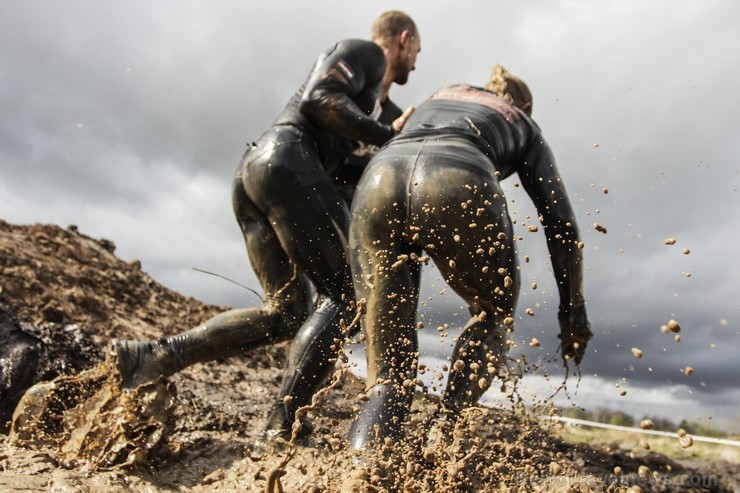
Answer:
(0, 219, 224, 340)
(0, 220, 736, 492)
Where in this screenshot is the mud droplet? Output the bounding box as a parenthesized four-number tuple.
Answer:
(664, 238, 676, 245)
(477, 377, 488, 390)
(529, 338, 540, 347)
(602, 187, 608, 194)
(504, 276, 513, 288)
(548, 461, 561, 475)
(531, 282, 537, 290)
(503, 317, 514, 327)
(631, 347, 643, 359)
(684, 366, 694, 376)
(674, 334, 681, 343)
(667, 319, 681, 333)
(328, 437, 342, 451)
(593, 223, 607, 234)
(453, 360, 465, 372)
(422, 448, 435, 463)
(449, 259, 456, 268)
(640, 419, 655, 430)
(682, 248, 690, 255)
(528, 225, 538, 232)
(525, 308, 534, 316)
(679, 433, 693, 449)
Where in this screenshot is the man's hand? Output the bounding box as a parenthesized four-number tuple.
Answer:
(392, 105, 415, 134)
(557, 304, 592, 367)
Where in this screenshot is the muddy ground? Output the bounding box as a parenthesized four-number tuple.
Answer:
(0, 219, 736, 492)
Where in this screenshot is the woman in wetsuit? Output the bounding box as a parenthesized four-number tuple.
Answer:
(113, 10, 420, 441)
(346, 65, 593, 450)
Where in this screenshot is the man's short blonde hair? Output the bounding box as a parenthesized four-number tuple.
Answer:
(371, 10, 417, 43)
(485, 64, 533, 115)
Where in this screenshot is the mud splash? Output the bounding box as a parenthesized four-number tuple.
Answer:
(9, 351, 175, 470)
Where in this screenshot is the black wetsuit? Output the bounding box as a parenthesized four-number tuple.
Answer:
(130, 39, 398, 433)
(347, 84, 590, 448)
(331, 97, 403, 205)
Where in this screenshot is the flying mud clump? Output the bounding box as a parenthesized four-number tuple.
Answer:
(9, 350, 176, 470)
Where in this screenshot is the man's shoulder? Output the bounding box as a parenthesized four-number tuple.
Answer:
(332, 38, 383, 58)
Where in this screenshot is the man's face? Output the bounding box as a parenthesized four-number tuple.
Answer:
(393, 31, 421, 85)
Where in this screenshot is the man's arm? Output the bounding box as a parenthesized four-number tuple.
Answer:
(517, 139, 592, 365)
(299, 40, 395, 147)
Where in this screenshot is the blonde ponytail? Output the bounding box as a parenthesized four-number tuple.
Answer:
(484, 64, 533, 115)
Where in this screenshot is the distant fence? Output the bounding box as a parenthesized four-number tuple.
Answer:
(547, 415, 740, 448)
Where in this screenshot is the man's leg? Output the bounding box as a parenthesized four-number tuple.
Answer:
(260, 176, 358, 436)
(114, 161, 310, 388)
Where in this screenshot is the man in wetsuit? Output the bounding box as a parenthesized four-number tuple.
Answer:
(345, 65, 593, 453)
(113, 10, 421, 442)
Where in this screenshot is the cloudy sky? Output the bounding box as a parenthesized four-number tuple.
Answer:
(2, 1, 738, 432)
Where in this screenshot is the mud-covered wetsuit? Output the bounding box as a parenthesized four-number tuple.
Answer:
(347, 84, 590, 448)
(123, 39, 399, 433)
(331, 97, 403, 205)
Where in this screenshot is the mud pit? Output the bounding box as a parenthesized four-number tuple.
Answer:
(0, 220, 736, 492)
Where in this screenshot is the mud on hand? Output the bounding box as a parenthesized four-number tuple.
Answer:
(557, 305, 592, 367)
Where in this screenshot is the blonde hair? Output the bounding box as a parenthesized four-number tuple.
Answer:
(371, 10, 417, 43)
(484, 64, 533, 115)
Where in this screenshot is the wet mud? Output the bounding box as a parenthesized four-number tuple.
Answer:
(10, 353, 175, 470)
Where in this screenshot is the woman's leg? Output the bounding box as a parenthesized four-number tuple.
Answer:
(416, 162, 519, 420)
(347, 149, 423, 449)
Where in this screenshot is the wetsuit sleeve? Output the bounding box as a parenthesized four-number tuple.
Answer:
(299, 41, 395, 147)
(518, 139, 592, 365)
(516, 139, 587, 316)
